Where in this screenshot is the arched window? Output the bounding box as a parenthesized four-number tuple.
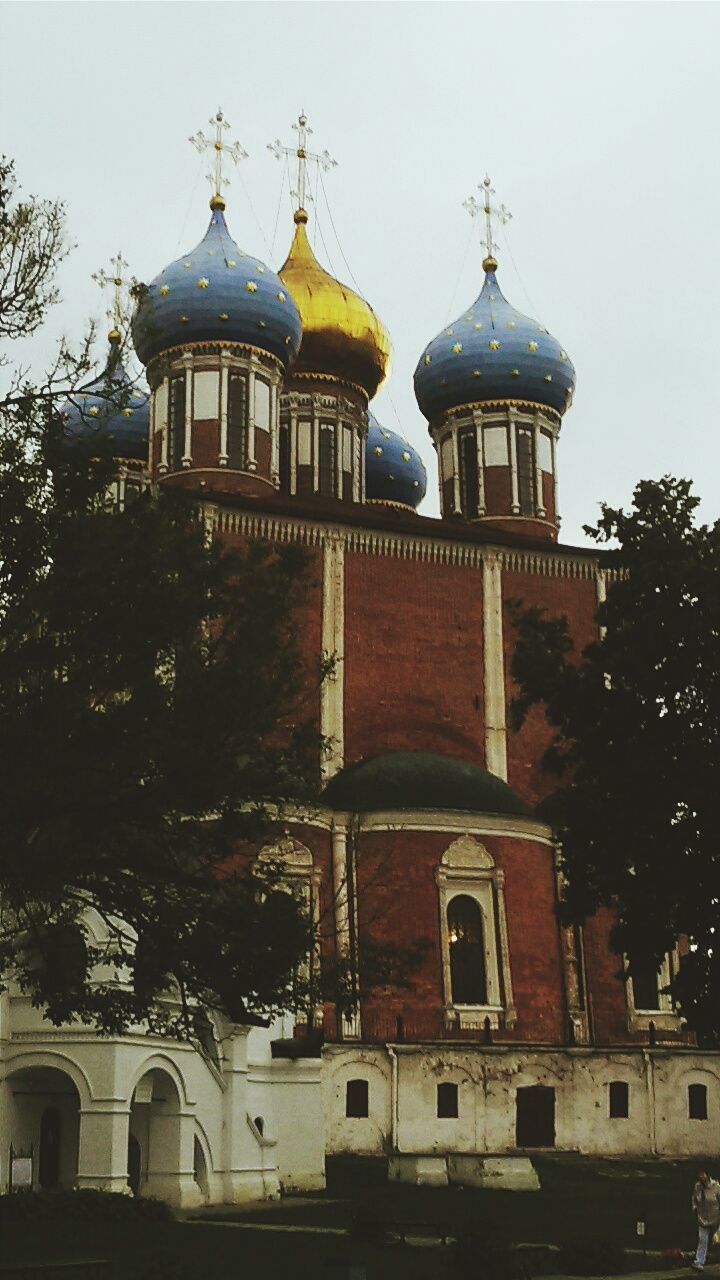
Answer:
(689, 1083, 708, 1120)
(168, 375, 185, 471)
(227, 374, 247, 468)
(447, 895, 487, 1005)
(516, 426, 535, 515)
(437, 1082, 459, 1118)
(319, 423, 336, 498)
(345, 1078, 369, 1118)
(459, 428, 479, 518)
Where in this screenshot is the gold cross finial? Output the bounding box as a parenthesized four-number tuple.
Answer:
(463, 174, 512, 269)
(91, 251, 135, 341)
(189, 108, 248, 209)
(267, 110, 338, 213)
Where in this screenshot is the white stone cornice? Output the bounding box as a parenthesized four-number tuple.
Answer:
(214, 507, 600, 580)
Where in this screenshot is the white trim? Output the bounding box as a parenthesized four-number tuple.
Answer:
(483, 553, 507, 780)
(534, 412, 545, 517)
(451, 429, 461, 514)
(508, 413, 519, 513)
(320, 532, 345, 782)
(473, 411, 485, 515)
(247, 364, 256, 471)
(182, 354, 193, 466)
(219, 356, 229, 465)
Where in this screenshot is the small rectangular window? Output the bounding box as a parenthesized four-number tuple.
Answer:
(630, 955, 660, 1011)
(254, 378, 271, 432)
(227, 375, 247, 469)
(516, 426, 535, 516)
(346, 1078, 368, 1118)
(459, 429, 479, 518)
(437, 1082, 459, 1119)
(319, 423, 335, 498)
(689, 1083, 708, 1120)
(278, 422, 290, 493)
(609, 1081, 629, 1118)
(168, 376, 186, 471)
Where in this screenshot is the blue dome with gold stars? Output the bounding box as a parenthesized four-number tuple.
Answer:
(132, 199, 302, 369)
(365, 413, 427, 511)
(60, 333, 149, 461)
(414, 259, 575, 421)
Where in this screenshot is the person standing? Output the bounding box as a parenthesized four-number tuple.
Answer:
(692, 1171, 720, 1269)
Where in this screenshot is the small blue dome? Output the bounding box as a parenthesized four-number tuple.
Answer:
(132, 202, 302, 369)
(60, 336, 149, 462)
(365, 413, 427, 511)
(414, 263, 575, 421)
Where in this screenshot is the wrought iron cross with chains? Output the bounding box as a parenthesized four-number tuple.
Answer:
(91, 251, 134, 334)
(463, 174, 512, 262)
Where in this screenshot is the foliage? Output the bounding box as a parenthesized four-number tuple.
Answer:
(0, 1187, 173, 1224)
(0, 161, 321, 1037)
(510, 477, 720, 1040)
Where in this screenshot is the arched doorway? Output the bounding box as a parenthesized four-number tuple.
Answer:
(4, 1066, 80, 1191)
(129, 1067, 189, 1206)
(193, 1136, 209, 1201)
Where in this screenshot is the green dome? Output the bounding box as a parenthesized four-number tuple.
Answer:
(323, 751, 530, 817)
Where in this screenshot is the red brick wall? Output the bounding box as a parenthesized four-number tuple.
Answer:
(502, 568, 598, 806)
(343, 553, 485, 764)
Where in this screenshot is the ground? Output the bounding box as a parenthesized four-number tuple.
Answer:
(0, 1156, 714, 1278)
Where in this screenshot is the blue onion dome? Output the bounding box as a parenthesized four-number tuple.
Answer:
(414, 255, 575, 421)
(60, 331, 149, 461)
(365, 413, 427, 511)
(132, 196, 302, 369)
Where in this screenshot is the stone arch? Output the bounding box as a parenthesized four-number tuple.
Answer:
(129, 1064, 191, 1207)
(3, 1050, 93, 1110)
(259, 834, 314, 871)
(127, 1052, 191, 1110)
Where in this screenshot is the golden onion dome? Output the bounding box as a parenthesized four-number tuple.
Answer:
(278, 209, 391, 400)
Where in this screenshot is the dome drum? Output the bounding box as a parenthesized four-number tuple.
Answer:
(434, 403, 559, 538)
(277, 385, 368, 505)
(149, 344, 283, 496)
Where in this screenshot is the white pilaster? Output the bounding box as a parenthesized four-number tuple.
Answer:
(482, 553, 507, 780)
(182, 355, 193, 467)
(219, 356, 229, 465)
(270, 384, 280, 486)
(159, 375, 169, 473)
(451, 428, 461, 514)
(335, 418, 343, 499)
(312, 408, 320, 493)
(473, 410, 486, 514)
(320, 530, 345, 782)
(508, 413, 519, 513)
(534, 411, 545, 516)
(77, 1106, 130, 1195)
(247, 364, 257, 471)
(290, 411, 298, 494)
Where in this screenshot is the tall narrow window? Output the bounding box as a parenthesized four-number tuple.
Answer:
(319, 423, 335, 498)
(227, 375, 247, 469)
(447, 895, 487, 1005)
(278, 421, 291, 493)
(459, 428, 480, 518)
(437, 1082, 459, 1118)
(689, 1084, 708, 1120)
(609, 1081, 629, 1118)
(168, 376, 185, 471)
(346, 1078, 369, 1118)
(630, 954, 660, 1010)
(516, 426, 535, 515)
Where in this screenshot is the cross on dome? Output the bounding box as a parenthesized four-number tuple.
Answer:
(268, 111, 338, 213)
(463, 174, 512, 270)
(189, 109, 248, 210)
(91, 251, 135, 340)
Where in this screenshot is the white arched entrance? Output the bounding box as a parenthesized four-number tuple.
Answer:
(129, 1065, 198, 1208)
(2, 1065, 80, 1191)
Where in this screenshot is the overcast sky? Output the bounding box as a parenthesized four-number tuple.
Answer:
(2, 1, 719, 545)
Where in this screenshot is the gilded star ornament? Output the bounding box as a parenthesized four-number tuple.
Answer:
(183, 262, 192, 269)
(474, 323, 483, 330)
(88, 406, 99, 416)
(227, 259, 237, 268)
(159, 284, 170, 296)
(382, 431, 391, 439)
(277, 291, 286, 302)
(373, 446, 383, 456)
(544, 374, 552, 382)
(197, 277, 210, 289)
(424, 354, 431, 366)
(245, 281, 258, 293)
(528, 341, 538, 352)
(452, 342, 463, 354)
(402, 451, 411, 462)
(488, 339, 500, 350)
(473, 370, 481, 377)
(506, 321, 516, 329)
(560, 351, 567, 361)
(122, 408, 133, 417)
(219, 313, 229, 321)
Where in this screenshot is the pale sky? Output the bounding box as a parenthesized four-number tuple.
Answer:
(2, 0, 719, 545)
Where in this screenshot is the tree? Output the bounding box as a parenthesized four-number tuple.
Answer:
(510, 477, 720, 1043)
(0, 161, 319, 1038)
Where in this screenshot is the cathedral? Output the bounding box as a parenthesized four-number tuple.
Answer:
(2, 111, 718, 1206)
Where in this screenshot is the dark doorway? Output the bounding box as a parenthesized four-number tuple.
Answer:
(127, 1134, 142, 1196)
(516, 1085, 555, 1148)
(39, 1107, 61, 1188)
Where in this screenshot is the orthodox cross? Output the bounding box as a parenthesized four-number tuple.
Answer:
(463, 174, 512, 263)
(267, 111, 338, 211)
(189, 108, 248, 202)
(91, 251, 134, 335)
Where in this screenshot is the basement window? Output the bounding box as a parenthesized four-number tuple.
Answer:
(437, 1082, 459, 1119)
(346, 1078, 369, 1118)
(608, 1081, 629, 1118)
(689, 1084, 708, 1120)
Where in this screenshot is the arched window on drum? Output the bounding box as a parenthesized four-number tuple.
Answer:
(447, 894, 487, 1006)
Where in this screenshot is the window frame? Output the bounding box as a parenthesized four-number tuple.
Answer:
(345, 1078, 369, 1119)
(437, 1082, 459, 1119)
(608, 1080, 629, 1119)
(689, 1083, 708, 1121)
